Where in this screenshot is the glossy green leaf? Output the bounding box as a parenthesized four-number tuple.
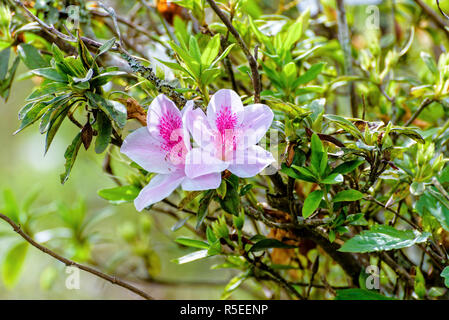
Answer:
(333, 189, 364, 202)
(175, 238, 209, 249)
(339, 225, 430, 253)
(302, 189, 323, 218)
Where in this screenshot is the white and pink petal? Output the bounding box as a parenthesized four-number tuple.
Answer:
(207, 89, 244, 132)
(182, 172, 222, 191)
(185, 148, 229, 179)
(134, 172, 185, 211)
(120, 127, 173, 174)
(227, 145, 275, 178)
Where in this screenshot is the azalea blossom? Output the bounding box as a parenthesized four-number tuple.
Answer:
(120, 94, 221, 211)
(184, 89, 275, 179)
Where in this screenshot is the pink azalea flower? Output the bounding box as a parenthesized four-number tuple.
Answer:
(120, 94, 221, 211)
(185, 89, 275, 179)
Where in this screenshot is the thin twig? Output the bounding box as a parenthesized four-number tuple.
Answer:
(404, 98, 433, 127)
(415, 0, 449, 38)
(0, 212, 154, 300)
(205, 0, 261, 103)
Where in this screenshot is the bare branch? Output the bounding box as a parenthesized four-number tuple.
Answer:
(0, 212, 154, 300)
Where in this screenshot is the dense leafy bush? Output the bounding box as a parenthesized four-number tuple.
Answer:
(1, 0, 449, 300)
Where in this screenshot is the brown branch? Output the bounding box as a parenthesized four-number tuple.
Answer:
(415, 0, 449, 38)
(404, 98, 433, 127)
(205, 0, 261, 103)
(0, 212, 154, 300)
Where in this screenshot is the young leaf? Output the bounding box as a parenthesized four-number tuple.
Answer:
(175, 238, 209, 249)
(201, 34, 220, 67)
(173, 249, 209, 264)
(2, 242, 28, 289)
(98, 185, 140, 204)
(302, 189, 324, 218)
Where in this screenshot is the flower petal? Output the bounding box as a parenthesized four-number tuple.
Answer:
(186, 106, 215, 149)
(134, 172, 184, 211)
(239, 104, 274, 148)
(228, 145, 275, 178)
(120, 127, 173, 174)
(185, 148, 229, 178)
(147, 94, 182, 142)
(207, 89, 244, 131)
(182, 172, 222, 191)
(181, 100, 195, 150)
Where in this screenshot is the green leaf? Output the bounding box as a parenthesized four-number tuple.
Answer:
(441, 267, 449, 288)
(98, 185, 140, 204)
(188, 36, 202, 64)
(294, 62, 324, 86)
(335, 289, 394, 300)
(310, 133, 324, 175)
(14, 102, 49, 134)
(390, 127, 425, 144)
(0, 47, 10, 81)
(3, 189, 20, 224)
(201, 34, 220, 67)
(302, 189, 323, 218)
(331, 159, 364, 175)
(210, 43, 235, 68)
(221, 272, 249, 300)
(321, 173, 344, 184)
(95, 38, 116, 60)
(249, 238, 296, 252)
(60, 132, 83, 184)
(173, 249, 209, 264)
(94, 111, 112, 154)
(282, 9, 309, 51)
(196, 190, 215, 229)
(2, 242, 28, 289)
(175, 238, 209, 249)
(281, 163, 317, 183)
(324, 115, 364, 140)
(339, 225, 430, 253)
(218, 178, 240, 215)
(31, 68, 67, 82)
(420, 191, 449, 231)
(17, 43, 49, 69)
(44, 103, 71, 153)
(85, 92, 127, 128)
(414, 267, 426, 299)
(420, 52, 438, 76)
(333, 189, 364, 202)
(201, 68, 221, 86)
